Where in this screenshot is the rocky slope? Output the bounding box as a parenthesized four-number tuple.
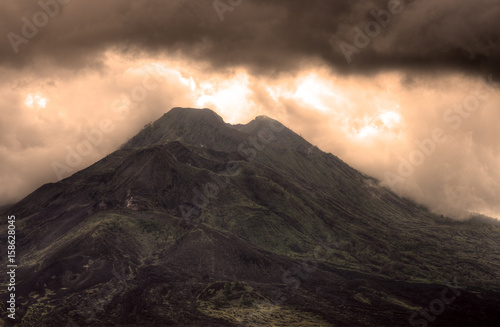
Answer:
(1, 107, 499, 326)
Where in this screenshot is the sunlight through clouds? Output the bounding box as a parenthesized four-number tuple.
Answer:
(293, 74, 345, 112)
(24, 93, 48, 110)
(196, 73, 252, 123)
(2, 51, 499, 219)
(353, 111, 402, 140)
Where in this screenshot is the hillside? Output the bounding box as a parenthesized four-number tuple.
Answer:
(1, 107, 499, 326)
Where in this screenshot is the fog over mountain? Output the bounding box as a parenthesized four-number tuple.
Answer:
(1, 0, 499, 219)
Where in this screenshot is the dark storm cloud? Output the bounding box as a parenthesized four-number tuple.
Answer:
(1, 0, 500, 75)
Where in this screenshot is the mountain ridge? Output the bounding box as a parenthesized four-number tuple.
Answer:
(1, 107, 499, 326)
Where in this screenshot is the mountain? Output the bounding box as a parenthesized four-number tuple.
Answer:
(1, 107, 500, 326)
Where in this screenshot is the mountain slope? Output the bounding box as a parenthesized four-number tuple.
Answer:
(1, 107, 499, 326)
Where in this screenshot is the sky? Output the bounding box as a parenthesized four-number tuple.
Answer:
(1, 0, 499, 219)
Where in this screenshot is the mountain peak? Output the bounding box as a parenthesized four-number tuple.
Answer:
(165, 107, 225, 124)
(254, 114, 273, 120)
(240, 115, 313, 151)
(122, 107, 241, 150)
(123, 108, 318, 154)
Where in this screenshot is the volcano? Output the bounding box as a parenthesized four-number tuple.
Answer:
(1, 107, 500, 326)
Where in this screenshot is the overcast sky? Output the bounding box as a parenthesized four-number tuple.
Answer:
(1, 0, 499, 219)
